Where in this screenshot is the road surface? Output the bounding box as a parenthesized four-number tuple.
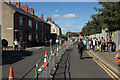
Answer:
(53, 44, 118, 80)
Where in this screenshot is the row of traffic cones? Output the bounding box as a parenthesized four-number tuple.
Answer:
(8, 44, 60, 79)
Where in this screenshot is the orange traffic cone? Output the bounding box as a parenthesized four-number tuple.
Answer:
(49, 47, 52, 60)
(9, 67, 13, 80)
(56, 45, 59, 55)
(43, 51, 48, 68)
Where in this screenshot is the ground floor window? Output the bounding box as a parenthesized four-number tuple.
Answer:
(28, 33, 32, 41)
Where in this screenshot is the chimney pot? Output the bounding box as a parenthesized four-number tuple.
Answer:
(41, 14, 44, 20)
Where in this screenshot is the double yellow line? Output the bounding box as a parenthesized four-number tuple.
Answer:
(86, 51, 120, 80)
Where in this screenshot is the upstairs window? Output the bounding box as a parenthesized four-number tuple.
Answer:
(29, 20, 32, 28)
(19, 16, 23, 25)
(36, 22, 38, 29)
(53, 28, 56, 32)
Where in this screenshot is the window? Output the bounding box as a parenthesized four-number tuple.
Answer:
(29, 20, 32, 27)
(28, 33, 32, 41)
(36, 22, 38, 29)
(53, 28, 56, 32)
(19, 16, 23, 25)
(36, 34, 38, 39)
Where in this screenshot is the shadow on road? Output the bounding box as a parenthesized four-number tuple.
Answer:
(52, 49, 72, 80)
(2, 50, 33, 65)
(83, 57, 93, 59)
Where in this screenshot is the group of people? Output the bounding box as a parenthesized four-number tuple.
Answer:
(77, 37, 116, 59)
(13, 39, 26, 51)
(88, 37, 115, 52)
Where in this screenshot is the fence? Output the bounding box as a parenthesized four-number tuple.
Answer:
(89, 30, 120, 52)
(18, 40, 74, 80)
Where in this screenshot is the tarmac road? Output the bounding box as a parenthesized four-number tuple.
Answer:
(2, 45, 57, 79)
(53, 44, 118, 80)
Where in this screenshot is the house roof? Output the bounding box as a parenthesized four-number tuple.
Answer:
(46, 20, 61, 29)
(4, 2, 49, 25)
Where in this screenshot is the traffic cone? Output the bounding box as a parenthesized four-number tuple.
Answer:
(49, 48, 52, 60)
(115, 57, 119, 63)
(43, 51, 48, 68)
(9, 67, 13, 80)
(56, 45, 59, 55)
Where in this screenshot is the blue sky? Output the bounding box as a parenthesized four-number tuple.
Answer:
(21, 2, 103, 34)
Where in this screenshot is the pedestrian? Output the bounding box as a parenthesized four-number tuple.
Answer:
(91, 37, 97, 51)
(107, 37, 112, 52)
(77, 39, 84, 59)
(97, 37, 101, 51)
(50, 39, 52, 47)
(101, 39, 106, 52)
(56, 38, 59, 47)
(13, 39, 18, 51)
(83, 38, 88, 50)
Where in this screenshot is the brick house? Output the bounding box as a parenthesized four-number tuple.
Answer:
(46, 18, 62, 37)
(1, 1, 51, 46)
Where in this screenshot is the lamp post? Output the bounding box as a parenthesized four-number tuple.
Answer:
(104, 27, 108, 40)
(42, 23, 43, 42)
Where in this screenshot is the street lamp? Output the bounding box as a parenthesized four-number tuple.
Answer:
(104, 27, 108, 41)
(42, 23, 43, 42)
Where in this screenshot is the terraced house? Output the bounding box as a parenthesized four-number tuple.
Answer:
(1, 0, 51, 46)
(46, 17, 62, 42)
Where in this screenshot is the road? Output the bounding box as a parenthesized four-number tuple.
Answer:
(2, 43, 119, 80)
(53, 44, 118, 79)
(2, 45, 56, 79)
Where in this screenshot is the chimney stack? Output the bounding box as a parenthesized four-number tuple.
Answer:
(41, 14, 44, 20)
(12, 0, 20, 8)
(28, 8, 34, 15)
(47, 17, 52, 22)
(21, 4, 28, 12)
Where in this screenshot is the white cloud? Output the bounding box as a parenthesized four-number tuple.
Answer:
(55, 10, 58, 13)
(52, 14, 61, 18)
(63, 14, 78, 19)
(66, 25, 71, 28)
(52, 14, 78, 19)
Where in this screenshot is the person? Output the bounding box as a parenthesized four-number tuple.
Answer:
(77, 39, 84, 59)
(101, 39, 106, 52)
(13, 39, 18, 51)
(108, 37, 112, 52)
(56, 38, 59, 47)
(83, 38, 88, 50)
(91, 38, 97, 51)
(49, 39, 52, 47)
(97, 37, 101, 51)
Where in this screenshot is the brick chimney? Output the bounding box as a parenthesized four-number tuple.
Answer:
(12, 0, 20, 8)
(28, 8, 34, 15)
(47, 17, 52, 22)
(21, 4, 28, 12)
(41, 14, 44, 20)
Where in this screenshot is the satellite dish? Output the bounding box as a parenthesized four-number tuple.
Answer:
(2, 39, 8, 47)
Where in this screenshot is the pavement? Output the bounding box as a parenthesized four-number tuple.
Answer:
(89, 50, 120, 76)
(53, 44, 116, 79)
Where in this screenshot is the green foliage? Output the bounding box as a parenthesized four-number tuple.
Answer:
(66, 32, 79, 37)
(81, 2, 120, 36)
